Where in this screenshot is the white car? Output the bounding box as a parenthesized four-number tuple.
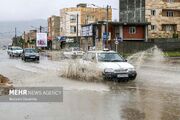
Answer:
(8, 46, 23, 57)
(63, 47, 85, 59)
(81, 50, 137, 81)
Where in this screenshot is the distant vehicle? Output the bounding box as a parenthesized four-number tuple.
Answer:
(2, 45, 7, 50)
(81, 50, 137, 81)
(8, 46, 23, 57)
(63, 47, 85, 59)
(21, 48, 40, 62)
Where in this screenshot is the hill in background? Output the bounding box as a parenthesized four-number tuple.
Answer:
(0, 19, 47, 46)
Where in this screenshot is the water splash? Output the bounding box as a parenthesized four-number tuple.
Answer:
(61, 60, 103, 82)
(127, 46, 165, 70)
(127, 45, 180, 86)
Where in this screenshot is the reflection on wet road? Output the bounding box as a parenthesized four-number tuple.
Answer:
(0, 48, 180, 120)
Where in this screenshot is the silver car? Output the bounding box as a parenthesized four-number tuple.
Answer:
(8, 46, 23, 57)
(21, 48, 40, 62)
(82, 50, 137, 81)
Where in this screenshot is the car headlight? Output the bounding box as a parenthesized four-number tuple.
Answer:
(128, 68, 136, 72)
(104, 68, 114, 73)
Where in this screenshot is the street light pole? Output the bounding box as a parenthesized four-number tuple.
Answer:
(76, 14, 79, 47)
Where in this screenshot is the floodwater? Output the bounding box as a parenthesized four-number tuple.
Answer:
(0, 47, 180, 120)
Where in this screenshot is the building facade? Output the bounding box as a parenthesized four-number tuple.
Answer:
(119, 0, 146, 23)
(146, 0, 180, 38)
(81, 21, 149, 51)
(48, 15, 60, 49)
(119, 0, 149, 42)
(60, 3, 112, 46)
(48, 15, 60, 39)
(22, 30, 37, 48)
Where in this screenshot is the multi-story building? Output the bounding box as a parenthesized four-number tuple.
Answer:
(119, 0, 149, 41)
(146, 0, 180, 38)
(119, 0, 180, 39)
(22, 30, 37, 48)
(48, 15, 60, 49)
(60, 3, 112, 45)
(48, 15, 60, 40)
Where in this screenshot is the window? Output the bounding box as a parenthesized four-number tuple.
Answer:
(151, 25, 156, 31)
(167, 11, 174, 17)
(98, 53, 124, 62)
(151, 10, 156, 16)
(167, 0, 174, 3)
(70, 26, 76, 33)
(88, 15, 95, 21)
(70, 15, 76, 23)
(129, 27, 136, 34)
(162, 10, 180, 17)
(162, 24, 177, 31)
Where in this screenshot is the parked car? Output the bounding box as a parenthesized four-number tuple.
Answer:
(8, 46, 23, 57)
(81, 50, 137, 81)
(63, 47, 85, 59)
(21, 48, 40, 62)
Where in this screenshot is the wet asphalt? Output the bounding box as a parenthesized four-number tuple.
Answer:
(0, 48, 180, 120)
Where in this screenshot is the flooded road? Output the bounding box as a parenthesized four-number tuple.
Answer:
(0, 48, 180, 120)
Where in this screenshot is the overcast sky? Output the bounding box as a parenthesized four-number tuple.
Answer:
(0, 0, 119, 21)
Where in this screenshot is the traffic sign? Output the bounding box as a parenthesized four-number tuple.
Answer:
(103, 32, 111, 41)
(103, 32, 108, 41)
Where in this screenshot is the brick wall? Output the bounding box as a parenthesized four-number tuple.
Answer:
(123, 26, 145, 40)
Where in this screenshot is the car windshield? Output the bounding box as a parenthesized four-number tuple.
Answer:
(98, 53, 125, 62)
(12, 47, 22, 50)
(25, 49, 37, 53)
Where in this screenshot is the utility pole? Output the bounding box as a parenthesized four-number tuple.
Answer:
(76, 14, 79, 47)
(23, 31, 26, 48)
(15, 27, 17, 38)
(13, 27, 17, 46)
(40, 26, 42, 33)
(106, 5, 109, 48)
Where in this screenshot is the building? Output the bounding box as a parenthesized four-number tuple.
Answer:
(60, 3, 112, 46)
(22, 30, 37, 48)
(119, 0, 149, 42)
(119, 0, 146, 23)
(48, 15, 60, 49)
(119, 0, 180, 39)
(81, 21, 149, 51)
(146, 0, 180, 38)
(48, 15, 60, 40)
